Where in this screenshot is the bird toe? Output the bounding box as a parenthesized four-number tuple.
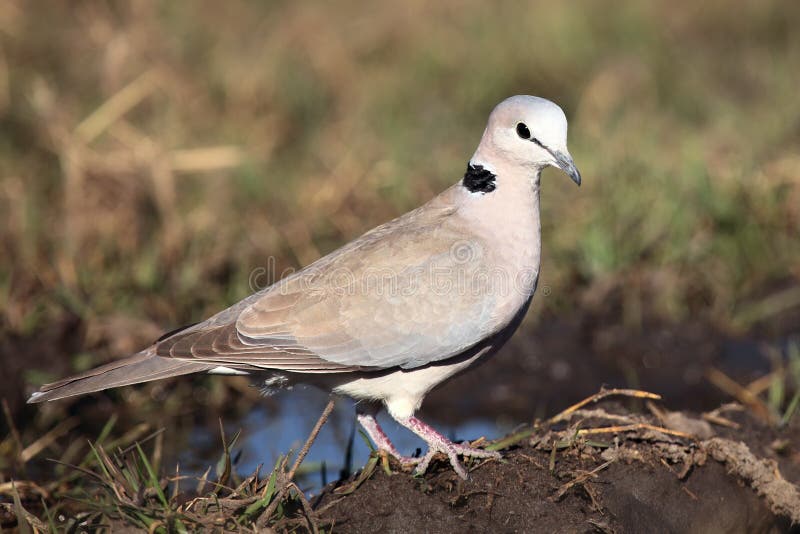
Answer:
(411, 442, 501, 479)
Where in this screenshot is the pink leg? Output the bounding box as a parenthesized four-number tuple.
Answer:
(395, 415, 501, 480)
(356, 413, 419, 467)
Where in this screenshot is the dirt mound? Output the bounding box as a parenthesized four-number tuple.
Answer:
(312, 404, 800, 533)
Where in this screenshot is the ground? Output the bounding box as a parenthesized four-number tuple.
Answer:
(2, 307, 799, 532)
(7, 391, 798, 532)
(310, 400, 800, 534)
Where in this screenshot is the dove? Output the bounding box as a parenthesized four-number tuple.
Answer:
(29, 95, 581, 480)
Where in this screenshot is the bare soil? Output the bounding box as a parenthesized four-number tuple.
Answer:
(421, 313, 773, 427)
(312, 406, 800, 533)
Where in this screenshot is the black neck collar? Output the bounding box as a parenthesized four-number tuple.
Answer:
(462, 163, 496, 194)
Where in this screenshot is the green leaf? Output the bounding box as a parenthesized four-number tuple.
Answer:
(241, 455, 282, 522)
(136, 443, 169, 508)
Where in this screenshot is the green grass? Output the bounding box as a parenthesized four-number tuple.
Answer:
(1, 0, 798, 352)
(1, 0, 799, 528)
(2, 419, 317, 532)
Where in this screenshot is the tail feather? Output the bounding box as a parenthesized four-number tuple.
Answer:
(28, 349, 212, 403)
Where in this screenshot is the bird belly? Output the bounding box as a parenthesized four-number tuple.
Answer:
(333, 347, 491, 419)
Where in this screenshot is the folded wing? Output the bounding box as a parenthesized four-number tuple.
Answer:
(158, 192, 503, 371)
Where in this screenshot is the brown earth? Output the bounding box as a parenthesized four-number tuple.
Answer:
(311, 405, 800, 534)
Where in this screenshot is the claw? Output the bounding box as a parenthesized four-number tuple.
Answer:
(413, 442, 501, 479)
(357, 411, 501, 480)
(377, 447, 420, 470)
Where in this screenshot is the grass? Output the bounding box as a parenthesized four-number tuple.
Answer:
(2, 417, 320, 532)
(1, 0, 798, 350)
(1, 0, 799, 530)
(5, 383, 797, 530)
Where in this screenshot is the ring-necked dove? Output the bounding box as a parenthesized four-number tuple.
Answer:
(29, 95, 581, 480)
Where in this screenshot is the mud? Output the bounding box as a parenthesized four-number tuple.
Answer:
(312, 406, 800, 533)
(421, 313, 782, 427)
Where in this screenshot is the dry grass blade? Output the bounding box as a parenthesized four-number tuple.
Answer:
(745, 372, 779, 396)
(485, 428, 534, 452)
(169, 146, 246, 173)
(547, 388, 662, 425)
(733, 286, 800, 330)
(90, 443, 135, 504)
(239, 460, 280, 520)
(286, 481, 320, 534)
(572, 408, 642, 425)
(552, 459, 614, 501)
(705, 367, 774, 424)
(702, 404, 743, 429)
(0, 480, 49, 501)
(287, 398, 336, 482)
(118, 428, 166, 456)
(105, 423, 153, 451)
(1, 398, 24, 463)
(195, 466, 212, 496)
(74, 69, 160, 144)
(20, 416, 79, 463)
(10, 481, 34, 534)
(256, 399, 336, 527)
(576, 423, 694, 439)
(214, 420, 240, 491)
(333, 455, 379, 496)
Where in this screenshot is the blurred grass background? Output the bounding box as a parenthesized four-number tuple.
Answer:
(1, 0, 799, 418)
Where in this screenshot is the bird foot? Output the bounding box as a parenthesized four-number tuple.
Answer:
(357, 412, 500, 480)
(412, 440, 501, 479)
(374, 435, 499, 479)
(397, 415, 500, 479)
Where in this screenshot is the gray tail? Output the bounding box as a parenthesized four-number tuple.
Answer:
(28, 349, 212, 403)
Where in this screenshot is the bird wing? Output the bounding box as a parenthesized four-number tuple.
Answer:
(156, 189, 506, 371)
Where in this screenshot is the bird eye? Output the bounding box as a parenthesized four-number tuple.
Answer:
(516, 123, 531, 140)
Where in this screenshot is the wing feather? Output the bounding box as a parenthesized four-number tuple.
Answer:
(153, 185, 510, 371)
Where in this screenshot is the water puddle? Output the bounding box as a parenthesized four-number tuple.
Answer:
(178, 385, 510, 491)
(170, 326, 796, 490)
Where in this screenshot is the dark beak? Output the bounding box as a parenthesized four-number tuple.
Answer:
(553, 150, 581, 186)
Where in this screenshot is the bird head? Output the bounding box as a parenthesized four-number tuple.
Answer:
(472, 95, 581, 186)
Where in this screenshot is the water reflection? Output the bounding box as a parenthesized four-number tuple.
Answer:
(180, 385, 509, 491)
